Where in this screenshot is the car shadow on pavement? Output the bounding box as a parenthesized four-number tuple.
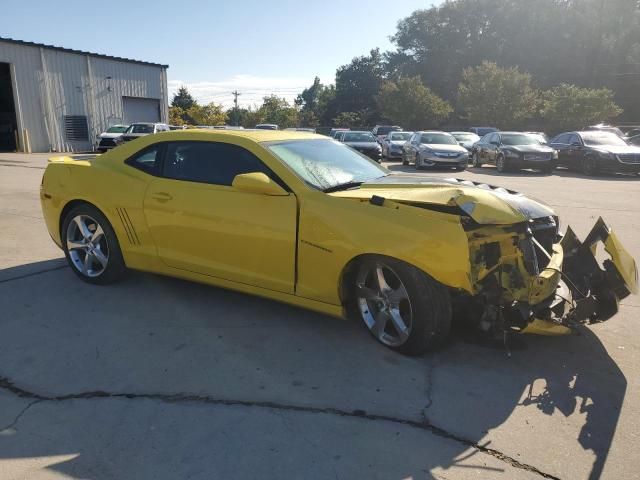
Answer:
(0, 259, 627, 479)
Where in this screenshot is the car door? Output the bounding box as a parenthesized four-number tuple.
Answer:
(566, 133, 585, 169)
(550, 134, 570, 166)
(143, 140, 297, 294)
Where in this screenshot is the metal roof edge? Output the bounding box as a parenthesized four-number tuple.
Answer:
(0, 36, 169, 68)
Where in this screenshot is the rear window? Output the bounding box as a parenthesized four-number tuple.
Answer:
(128, 124, 154, 134)
(376, 126, 401, 136)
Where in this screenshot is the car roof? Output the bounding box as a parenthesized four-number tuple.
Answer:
(449, 131, 476, 134)
(415, 130, 451, 134)
(150, 128, 320, 143)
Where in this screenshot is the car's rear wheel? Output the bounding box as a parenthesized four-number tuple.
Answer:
(62, 204, 126, 285)
(354, 257, 451, 355)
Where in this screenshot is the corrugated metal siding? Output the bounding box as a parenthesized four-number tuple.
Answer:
(0, 40, 167, 153)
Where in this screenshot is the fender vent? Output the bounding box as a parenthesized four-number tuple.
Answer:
(115, 207, 140, 245)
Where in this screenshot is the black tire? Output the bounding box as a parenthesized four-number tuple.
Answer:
(496, 154, 509, 173)
(581, 155, 598, 176)
(61, 203, 127, 285)
(471, 152, 482, 168)
(354, 256, 452, 356)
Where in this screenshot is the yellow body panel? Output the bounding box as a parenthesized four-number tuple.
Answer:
(40, 130, 636, 331)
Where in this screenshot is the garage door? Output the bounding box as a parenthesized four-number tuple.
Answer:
(122, 97, 160, 124)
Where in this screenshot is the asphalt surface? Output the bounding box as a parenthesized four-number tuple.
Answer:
(1, 152, 639, 480)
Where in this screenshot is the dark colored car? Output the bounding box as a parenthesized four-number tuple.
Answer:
(549, 131, 640, 175)
(329, 128, 350, 138)
(469, 126, 498, 137)
(372, 125, 402, 143)
(402, 131, 469, 170)
(471, 132, 557, 173)
(339, 131, 382, 162)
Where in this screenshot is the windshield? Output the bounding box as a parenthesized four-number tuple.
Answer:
(588, 126, 624, 137)
(343, 132, 376, 142)
(389, 132, 412, 141)
(106, 126, 128, 133)
(451, 133, 479, 142)
(582, 132, 628, 146)
(527, 133, 548, 144)
(420, 133, 457, 145)
(500, 134, 540, 146)
(266, 139, 388, 190)
(128, 124, 154, 134)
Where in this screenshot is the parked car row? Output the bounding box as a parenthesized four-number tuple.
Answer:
(96, 122, 170, 152)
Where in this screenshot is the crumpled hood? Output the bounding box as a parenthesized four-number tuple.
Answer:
(329, 174, 555, 225)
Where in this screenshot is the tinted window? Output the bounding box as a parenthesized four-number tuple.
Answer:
(343, 132, 376, 142)
(128, 124, 154, 134)
(126, 145, 162, 174)
(163, 141, 271, 186)
(552, 134, 570, 144)
(568, 134, 581, 145)
(501, 134, 540, 146)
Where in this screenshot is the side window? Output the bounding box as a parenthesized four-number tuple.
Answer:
(567, 134, 580, 145)
(125, 145, 162, 175)
(411, 134, 420, 145)
(162, 141, 272, 186)
(552, 134, 568, 144)
(489, 133, 499, 144)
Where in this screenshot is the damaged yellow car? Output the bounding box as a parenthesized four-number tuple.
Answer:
(40, 130, 638, 355)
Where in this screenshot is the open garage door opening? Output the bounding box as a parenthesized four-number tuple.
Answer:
(0, 63, 18, 152)
(122, 96, 160, 124)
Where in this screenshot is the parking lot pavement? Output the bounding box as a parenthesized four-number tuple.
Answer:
(1, 154, 639, 479)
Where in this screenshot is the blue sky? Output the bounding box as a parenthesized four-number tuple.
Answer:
(1, 0, 434, 107)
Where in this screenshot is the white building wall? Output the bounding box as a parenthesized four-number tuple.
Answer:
(0, 39, 167, 153)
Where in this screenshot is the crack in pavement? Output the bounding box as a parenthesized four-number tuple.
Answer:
(0, 375, 561, 479)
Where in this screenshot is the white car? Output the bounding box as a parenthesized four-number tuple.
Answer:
(96, 125, 128, 152)
(381, 131, 413, 159)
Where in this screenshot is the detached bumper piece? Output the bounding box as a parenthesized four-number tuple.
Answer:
(522, 217, 638, 333)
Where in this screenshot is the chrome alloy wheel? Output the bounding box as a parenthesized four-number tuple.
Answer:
(356, 262, 413, 347)
(66, 215, 109, 278)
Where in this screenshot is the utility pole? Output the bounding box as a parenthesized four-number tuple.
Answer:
(232, 90, 241, 126)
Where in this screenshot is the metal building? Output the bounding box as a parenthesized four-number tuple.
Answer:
(0, 37, 168, 153)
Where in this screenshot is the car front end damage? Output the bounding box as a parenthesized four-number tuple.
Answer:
(465, 216, 638, 337)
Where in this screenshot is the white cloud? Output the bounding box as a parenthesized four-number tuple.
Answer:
(167, 74, 332, 109)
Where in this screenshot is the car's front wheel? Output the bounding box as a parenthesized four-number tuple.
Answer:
(581, 155, 598, 176)
(354, 257, 451, 355)
(471, 152, 482, 167)
(61, 204, 126, 285)
(496, 154, 509, 173)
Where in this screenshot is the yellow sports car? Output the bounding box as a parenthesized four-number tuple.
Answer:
(40, 130, 638, 355)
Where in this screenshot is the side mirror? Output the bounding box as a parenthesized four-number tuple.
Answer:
(232, 172, 288, 196)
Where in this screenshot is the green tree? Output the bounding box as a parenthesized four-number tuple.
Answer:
(377, 77, 451, 130)
(171, 86, 196, 110)
(334, 49, 386, 124)
(541, 84, 622, 134)
(457, 62, 538, 128)
(168, 106, 186, 126)
(185, 103, 227, 126)
(389, 0, 640, 120)
(257, 95, 299, 128)
(332, 112, 364, 129)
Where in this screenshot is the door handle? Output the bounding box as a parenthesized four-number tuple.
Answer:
(151, 192, 173, 202)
